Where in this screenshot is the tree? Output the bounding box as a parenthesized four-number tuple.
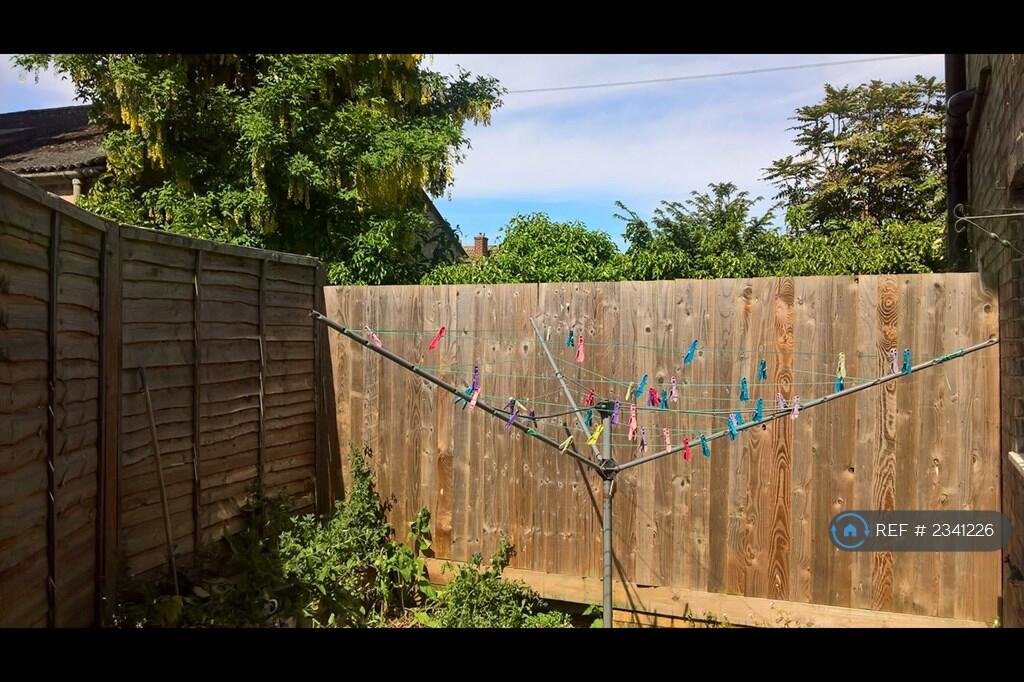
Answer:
(618, 182, 945, 279)
(762, 76, 945, 233)
(13, 54, 503, 284)
(618, 182, 784, 280)
(421, 213, 626, 285)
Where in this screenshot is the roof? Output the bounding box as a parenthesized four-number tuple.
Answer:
(0, 105, 106, 173)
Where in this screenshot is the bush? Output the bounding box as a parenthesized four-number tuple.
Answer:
(414, 535, 572, 628)
(112, 446, 570, 628)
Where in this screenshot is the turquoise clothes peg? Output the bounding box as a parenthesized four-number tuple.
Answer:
(700, 434, 711, 458)
(585, 409, 593, 428)
(566, 329, 575, 348)
(757, 359, 768, 381)
(635, 374, 649, 398)
(753, 398, 763, 422)
(659, 388, 668, 410)
(902, 348, 912, 375)
(454, 386, 473, 409)
(735, 411, 744, 427)
(740, 378, 749, 402)
(683, 339, 698, 366)
(727, 415, 738, 440)
(834, 376, 844, 392)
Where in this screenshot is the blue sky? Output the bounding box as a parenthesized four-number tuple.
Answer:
(1, 54, 944, 248)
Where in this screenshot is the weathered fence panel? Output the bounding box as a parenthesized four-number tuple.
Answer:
(325, 274, 1001, 625)
(0, 168, 325, 626)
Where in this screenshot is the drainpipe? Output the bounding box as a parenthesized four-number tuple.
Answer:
(945, 54, 973, 270)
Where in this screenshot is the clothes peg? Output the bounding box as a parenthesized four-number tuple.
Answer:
(683, 339, 699, 366)
(546, 325, 552, 342)
(566, 329, 575, 348)
(901, 348, 912, 375)
(635, 374, 649, 398)
(682, 438, 692, 463)
(559, 435, 573, 453)
(639, 428, 648, 453)
(777, 393, 787, 410)
(362, 325, 383, 347)
(659, 388, 668, 410)
(757, 358, 768, 381)
(791, 395, 801, 420)
(611, 401, 621, 426)
(669, 376, 679, 402)
(662, 428, 671, 449)
(700, 434, 711, 458)
(834, 376, 844, 392)
(583, 388, 596, 407)
(890, 348, 899, 375)
(740, 377, 750, 402)
(587, 423, 605, 446)
(753, 398, 763, 422)
(727, 414, 738, 441)
(735, 411, 744, 427)
(648, 387, 660, 407)
(628, 404, 638, 441)
(467, 389, 480, 411)
(454, 386, 473, 409)
(471, 366, 481, 393)
(836, 352, 846, 379)
(428, 326, 446, 351)
(625, 382, 634, 401)
(585, 409, 593, 428)
(504, 408, 520, 431)
(576, 335, 585, 364)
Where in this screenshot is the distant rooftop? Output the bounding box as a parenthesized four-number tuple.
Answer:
(0, 105, 105, 174)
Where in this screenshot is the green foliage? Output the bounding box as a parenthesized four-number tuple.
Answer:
(277, 447, 433, 626)
(619, 182, 784, 280)
(763, 76, 946, 233)
(617, 183, 946, 280)
(12, 54, 503, 284)
(112, 484, 301, 627)
(112, 447, 569, 628)
(421, 213, 626, 285)
(415, 535, 573, 628)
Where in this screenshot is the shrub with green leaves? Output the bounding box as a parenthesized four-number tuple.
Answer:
(413, 535, 572, 628)
(111, 446, 571, 628)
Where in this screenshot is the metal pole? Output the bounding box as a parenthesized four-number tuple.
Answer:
(601, 411, 613, 628)
(311, 311, 604, 475)
(530, 317, 602, 460)
(615, 336, 1000, 473)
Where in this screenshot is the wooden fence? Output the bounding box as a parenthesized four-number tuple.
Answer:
(0, 168, 328, 627)
(325, 275, 1002, 626)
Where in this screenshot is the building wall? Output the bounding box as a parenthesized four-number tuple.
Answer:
(19, 175, 94, 206)
(965, 53, 1024, 627)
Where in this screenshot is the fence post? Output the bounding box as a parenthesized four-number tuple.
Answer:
(98, 221, 121, 625)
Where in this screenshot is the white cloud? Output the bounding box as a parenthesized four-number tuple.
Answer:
(0, 55, 81, 112)
(425, 54, 944, 203)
